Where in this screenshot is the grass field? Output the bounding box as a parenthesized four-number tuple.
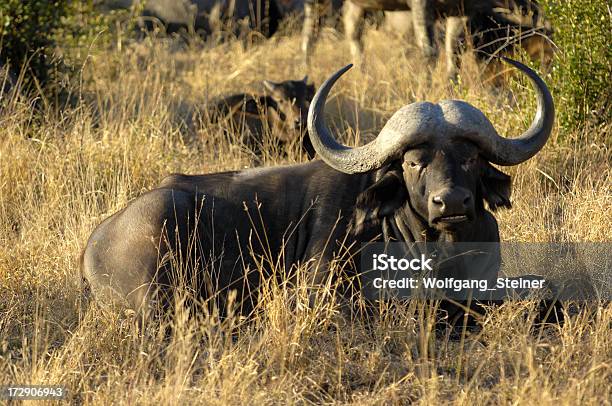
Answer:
(0, 23, 610, 404)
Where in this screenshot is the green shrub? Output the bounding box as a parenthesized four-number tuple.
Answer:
(0, 1, 70, 91)
(55, 2, 135, 67)
(0, 1, 125, 98)
(542, 0, 611, 131)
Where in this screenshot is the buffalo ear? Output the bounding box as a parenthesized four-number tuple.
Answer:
(352, 169, 407, 234)
(263, 80, 283, 96)
(306, 83, 315, 100)
(481, 162, 512, 211)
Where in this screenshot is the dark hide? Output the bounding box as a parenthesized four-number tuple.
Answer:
(82, 149, 513, 321)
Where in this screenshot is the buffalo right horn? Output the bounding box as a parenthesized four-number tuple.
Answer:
(307, 64, 387, 174)
(308, 65, 432, 174)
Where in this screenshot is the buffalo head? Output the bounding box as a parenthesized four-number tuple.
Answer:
(308, 59, 554, 235)
(263, 76, 315, 136)
(486, 0, 555, 72)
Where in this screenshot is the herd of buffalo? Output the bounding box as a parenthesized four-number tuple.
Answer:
(82, 0, 559, 324)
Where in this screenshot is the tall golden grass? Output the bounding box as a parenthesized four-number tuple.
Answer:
(0, 25, 610, 404)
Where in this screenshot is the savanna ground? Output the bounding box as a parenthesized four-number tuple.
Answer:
(0, 14, 610, 405)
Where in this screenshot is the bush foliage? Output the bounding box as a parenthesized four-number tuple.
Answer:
(542, 0, 611, 130)
(0, 1, 122, 95)
(0, 0, 70, 90)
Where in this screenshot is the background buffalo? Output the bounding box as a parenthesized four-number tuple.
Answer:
(96, 0, 284, 37)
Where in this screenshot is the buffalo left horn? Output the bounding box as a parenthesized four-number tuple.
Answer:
(466, 57, 554, 166)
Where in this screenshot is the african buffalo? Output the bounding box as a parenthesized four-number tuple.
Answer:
(82, 59, 553, 319)
(302, 0, 553, 80)
(208, 77, 316, 158)
(468, 1, 554, 81)
(96, 0, 282, 38)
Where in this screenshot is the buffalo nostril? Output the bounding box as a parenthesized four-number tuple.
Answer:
(463, 195, 471, 205)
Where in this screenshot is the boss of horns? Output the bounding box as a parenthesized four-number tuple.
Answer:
(308, 58, 554, 173)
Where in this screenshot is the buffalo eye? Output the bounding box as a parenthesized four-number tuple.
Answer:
(409, 161, 426, 170)
(463, 156, 477, 168)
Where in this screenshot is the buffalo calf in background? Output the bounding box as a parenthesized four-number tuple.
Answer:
(209, 77, 316, 158)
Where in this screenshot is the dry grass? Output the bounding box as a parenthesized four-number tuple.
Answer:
(0, 26, 610, 404)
